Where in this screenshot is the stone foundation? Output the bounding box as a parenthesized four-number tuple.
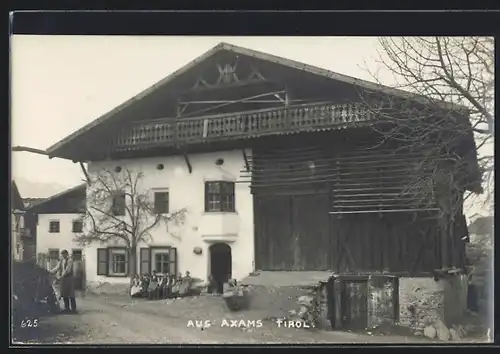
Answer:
(241, 271, 332, 327)
(86, 281, 130, 296)
(399, 275, 467, 330)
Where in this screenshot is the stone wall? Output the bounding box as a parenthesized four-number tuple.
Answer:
(86, 281, 130, 296)
(241, 271, 333, 328)
(399, 277, 445, 329)
(399, 275, 467, 330)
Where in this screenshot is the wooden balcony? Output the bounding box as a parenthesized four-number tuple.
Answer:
(112, 102, 375, 151)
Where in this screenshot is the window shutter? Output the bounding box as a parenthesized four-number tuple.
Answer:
(169, 248, 177, 276)
(140, 248, 150, 275)
(97, 248, 108, 275)
(125, 250, 129, 276)
(154, 194, 161, 213)
(204, 183, 209, 212)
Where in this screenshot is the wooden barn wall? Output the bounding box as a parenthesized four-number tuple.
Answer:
(329, 213, 441, 274)
(251, 132, 466, 274)
(254, 191, 331, 271)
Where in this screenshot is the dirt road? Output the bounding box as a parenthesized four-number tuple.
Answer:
(12, 295, 441, 345)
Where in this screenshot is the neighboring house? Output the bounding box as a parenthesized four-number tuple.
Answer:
(45, 43, 480, 327)
(11, 181, 26, 261)
(23, 184, 86, 270)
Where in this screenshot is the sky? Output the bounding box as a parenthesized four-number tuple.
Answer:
(10, 35, 492, 217)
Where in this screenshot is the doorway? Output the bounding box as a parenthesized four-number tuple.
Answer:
(254, 192, 330, 270)
(209, 243, 232, 294)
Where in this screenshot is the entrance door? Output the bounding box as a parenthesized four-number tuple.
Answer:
(209, 243, 232, 294)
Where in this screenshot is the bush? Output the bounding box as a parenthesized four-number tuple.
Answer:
(12, 261, 59, 329)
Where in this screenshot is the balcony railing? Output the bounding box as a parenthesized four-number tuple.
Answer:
(112, 102, 374, 150)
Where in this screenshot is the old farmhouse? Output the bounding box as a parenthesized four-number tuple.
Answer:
(45, 43, 481, 328)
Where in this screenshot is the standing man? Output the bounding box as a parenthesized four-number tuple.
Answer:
(50, 250, 77, 313)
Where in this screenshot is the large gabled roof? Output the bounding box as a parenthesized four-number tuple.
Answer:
(24, 183, 86, 212)
(46, 42, 467, 159)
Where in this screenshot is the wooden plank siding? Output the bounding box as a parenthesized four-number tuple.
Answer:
(254, 193, 331, 271)
(329, 213, 441, 273)
(251, 133, 466, 274)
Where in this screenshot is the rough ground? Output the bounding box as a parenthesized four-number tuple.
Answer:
(11, 294, 487, 345)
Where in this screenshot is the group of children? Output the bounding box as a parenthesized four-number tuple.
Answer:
(130, 271, 196, 300)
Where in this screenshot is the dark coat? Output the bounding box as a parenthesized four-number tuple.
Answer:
(51, 258, 75, 298)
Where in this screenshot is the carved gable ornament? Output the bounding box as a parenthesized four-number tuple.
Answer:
(193, 59, 266, 90)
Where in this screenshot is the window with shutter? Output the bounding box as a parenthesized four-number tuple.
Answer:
(107, 248, 128, 276)
(97, 248, 108, 275)
(150, 247, 177, 275)
(154, 191, 169, 214)
(169, 248, 177, 275)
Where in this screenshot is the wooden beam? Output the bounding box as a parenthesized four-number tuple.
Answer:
(182, 150, 192, 174)
(79, 162, 91, 184)
(11, 146, 48, 155)
(329, 208, 440, 215)
(181, 90, 286, 118)
(242, 149, 250, 172)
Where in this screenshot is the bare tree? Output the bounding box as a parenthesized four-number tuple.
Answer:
(360, 37, 494, 217)
(74, 168, 187, 277)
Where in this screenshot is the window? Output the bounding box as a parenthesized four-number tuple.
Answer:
(48, 249, 60, 269)
(108, 248, 127, 276)
(96, 248, 129, 277)
(49, 220, 60, 233)
(111, 193, 126, 216)
(205, 181, 235, 212)
(72, 220, 83, 233)
(154, 191, 169, 214)
(72, 249, 82, 261)
(150, 248, 176, 275)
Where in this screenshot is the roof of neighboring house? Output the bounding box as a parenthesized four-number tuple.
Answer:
(468, 216, 493, 235)
(46, 42, 469, 159)
(22, 198, 47, 208)
(11, 181, 24, 211)
(24, 183, 87, 212)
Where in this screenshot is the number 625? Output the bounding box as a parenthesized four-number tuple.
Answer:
(20, 319, 38, 328)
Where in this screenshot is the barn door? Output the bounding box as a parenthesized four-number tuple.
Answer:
(291, 193, 330, 270)
(254, 191, 330, 271)
(342, 280, 368, 330)
(254, 195, 293, 270)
